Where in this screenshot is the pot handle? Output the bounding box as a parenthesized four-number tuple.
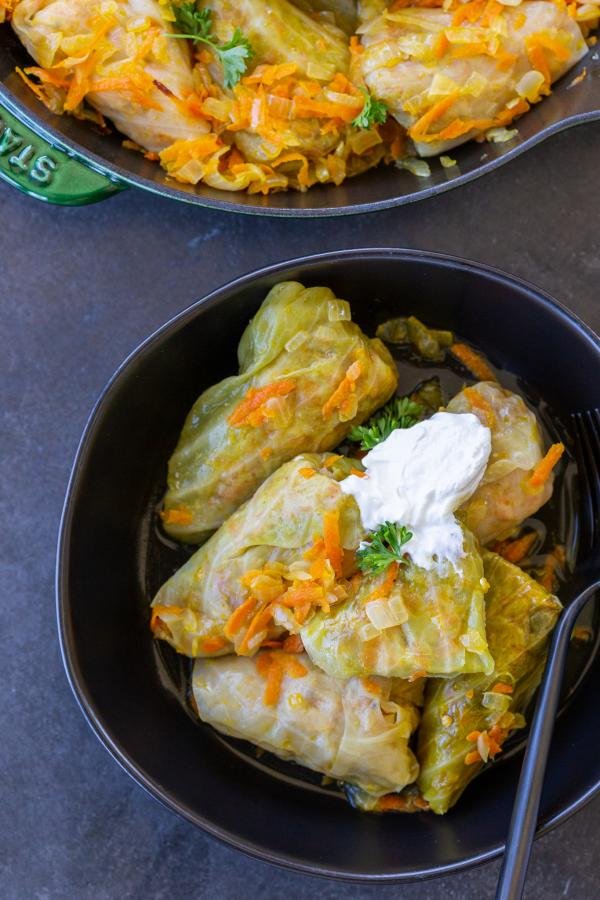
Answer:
(0, 99, 126, 205)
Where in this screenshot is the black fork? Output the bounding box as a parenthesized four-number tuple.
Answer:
(496, 409, 600, 900)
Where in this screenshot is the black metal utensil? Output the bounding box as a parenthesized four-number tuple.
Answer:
(496, 409, 600, 900)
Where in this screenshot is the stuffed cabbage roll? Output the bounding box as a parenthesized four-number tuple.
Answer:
(152, 453, 364, 656)
(417, 551, 561, 814)
(356, 1, 587, 156)
(11, 0, 209, 151)
(162, 282, 397, 542)
(302, 526, 494, 679)
(449, 382, 563, 544)
(192, 651, 421, 796)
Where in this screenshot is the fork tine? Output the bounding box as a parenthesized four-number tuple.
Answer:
(571, 410, 600, 555)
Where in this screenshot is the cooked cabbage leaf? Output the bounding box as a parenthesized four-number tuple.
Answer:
(356, 1, 587, 156)
(192, 651, 421, 796)
(210, 0, 350, 81)
(152, 453, 364, 656)
(162, 281, 397, 541)
(302, 526, 494, 679)
(448, 382, 554, 543)
(416, 551, 562, 814)
(12, 0, 210, 152)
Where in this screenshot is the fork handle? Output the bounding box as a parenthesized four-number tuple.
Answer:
(496, 578, 600, 900)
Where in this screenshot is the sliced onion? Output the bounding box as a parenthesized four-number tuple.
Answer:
(327, 299, 351, 322)
(516, 70, 545, 102)
(486, 126, 518, 143)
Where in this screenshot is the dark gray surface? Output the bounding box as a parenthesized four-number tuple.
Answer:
(1, 121, 599, 900)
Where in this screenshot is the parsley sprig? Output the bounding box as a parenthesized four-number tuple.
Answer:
(348, 396, 424, 451)
(356, 522, 413, 575)
(170, 3, 254, 89)
(352, 88, 388, 130)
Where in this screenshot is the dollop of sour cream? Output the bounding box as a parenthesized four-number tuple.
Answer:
(340, 412, 491, 571)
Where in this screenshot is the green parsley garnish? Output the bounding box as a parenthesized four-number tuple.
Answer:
(356, 522, 413, 575)
(348, 396, 424, 451)
(352, 88, 388, 130)
(170, 3, 254, 89)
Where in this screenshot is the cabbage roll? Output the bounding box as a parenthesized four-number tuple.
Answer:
(210, 0, 350, 81)
(11, 0, 210, 151)
(356, 1, 587, 156)
(449, 382, 559, 543)
(192, 651, 421, 796)
(152, 453, 364, 656)
(302, 526, 494, 679)
(417, 551, 561, 814)
(162, 282, 397, 542)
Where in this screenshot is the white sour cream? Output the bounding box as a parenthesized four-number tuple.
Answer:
(341, 412, 491, 571)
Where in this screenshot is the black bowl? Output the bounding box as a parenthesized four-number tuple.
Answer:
(57, 249, 600, 882)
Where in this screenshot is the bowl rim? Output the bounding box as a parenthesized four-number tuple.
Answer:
(56, 247, 600, 883)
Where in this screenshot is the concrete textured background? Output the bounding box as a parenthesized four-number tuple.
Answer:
(1, 121, 599, 900)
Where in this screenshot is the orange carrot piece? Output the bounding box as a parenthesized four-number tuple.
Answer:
(491, 683, 513, 694)
(464, 750, 481, 765)
(350, 467, 366, 478)
(238, 603, 274, 654)
(494, 531, 537, 564)
(150, 604, 186, 631)
(200, 636, 228, 653)
(282, 634, 304, 654)
(323, 454, 342, 468)
(463, 387, 497, 428)
(529, 443, 564, 488)
(451, 343, 497, 382)
(224, 596, 258, 639)
(364, 561, 400, 603)
(299, 467, 316, 479)
(161, 507, 193, 526)
(323, 509, 343, 577)
(322, 363, 363, 418)
(466, 730, 481, 742)
(228, 379, 295, 427)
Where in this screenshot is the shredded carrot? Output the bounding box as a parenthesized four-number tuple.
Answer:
(224, 597, 258, 639)
(323, 509, 343, 577)
(433, 33, 450, 59)
(466, 730, 481, 742)
(364, 561, 400, 603)
(529, 443, 564, 488)
(229, 379, 296, 427)
(463, 387, 497, 428)
(349, 35, 364, 55)
(492, 531, 537, 564)
(451, 343, 497, 382)
(410, 92, 460, 139)
(322, 361, 363, 419)
(491, 683, 513, 694)
(299, 467, 316, 479)
(377, 794, 408, 811)
(362, 677, 382, 695)
(350, 467, 366, 478)
(464, 750, 481, 765)
(161, 507, 193, 526)
(150, 604, 186, 632)
(283, 634, 305, 653)
(238, 604, 275, 655)
(200, 636, 228, 653)
(323, 454, 342, 469)
(256, 651, 308, 705)
(537, 545, 566, 592)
